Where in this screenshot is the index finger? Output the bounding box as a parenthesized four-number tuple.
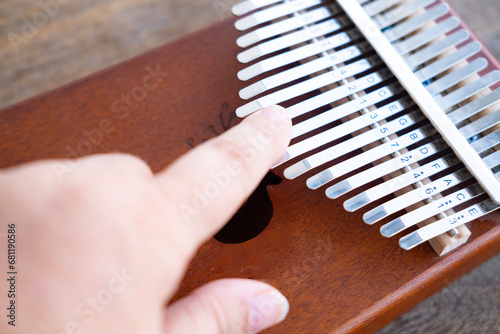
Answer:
(156, 105, 292, 247)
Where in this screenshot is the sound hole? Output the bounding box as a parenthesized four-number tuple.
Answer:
(214, 172, 282, 244)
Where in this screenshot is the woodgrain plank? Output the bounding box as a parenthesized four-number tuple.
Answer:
(0, 0, 226, 109)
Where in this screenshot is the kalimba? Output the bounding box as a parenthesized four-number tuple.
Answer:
(232, 0, 500, 256)
(1, 0, 499, 333)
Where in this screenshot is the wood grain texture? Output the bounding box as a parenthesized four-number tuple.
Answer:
(0, 0, 229, 110)
(0, 1, 499, 333)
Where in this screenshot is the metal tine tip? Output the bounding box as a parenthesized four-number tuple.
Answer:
(364, 167, 473, 225)
(341, 154, 459, 212)
(232, 0, 282, 17)
(415, 41, 482, 82)
(237, 30, 356, 82)
(237, 6, 335, 48)
(239, 44, 367, 100)
(378, 150, 500, 238)
(237, 17, 347, 63)
(399, 199, 498, 250)
(236, 60, 382, 118)
(235, 0, 324, 31)
(380, 182, 485, 238)
(365, 128, 500, 227)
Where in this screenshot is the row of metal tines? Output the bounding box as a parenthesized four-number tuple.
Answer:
(231, 0, 500, 251)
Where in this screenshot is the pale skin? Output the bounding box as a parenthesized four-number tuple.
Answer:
(0, 105, 292, 334)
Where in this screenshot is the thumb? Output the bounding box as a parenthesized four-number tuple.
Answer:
(163, 279, 289, 334)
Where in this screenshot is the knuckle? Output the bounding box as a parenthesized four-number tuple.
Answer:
(209, 138, 255, 193)
(211, 137, 248, 164)
(58, 177, 94, 203)
(192, 288, 246, 334)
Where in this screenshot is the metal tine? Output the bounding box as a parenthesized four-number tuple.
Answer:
(448, 88, 500, 124)
(340, 153, 460, 212)
(238, 57, 378, 115)
(232, 0, 282, 16)
(238, 29, 358, 81)
(284, 110, 425, 179)
(238, 16, 349, 63)
(471, 126, 500, 154)
(435, 70, 500, 111)
(364, 103, 500, 224)
(383, 3, 450, 43)
(380, 182, 485, 237)
(292, 85, 406, 139)
(346, 133, 500, 219)
(240, 43, 369, 100)
(415, 41, 482, 82)
(237, 6, 336, 48)
(286, 69, 392, 119)
(426, 58, 489, 96)
(337, 2, 490, 214)
(235, 0, 324, 31)
(379, 129, 500, 235)
(325, 137, 449, 195)
(363, 0, 403, 17)
(460, 106, 500, 140)
(399, 198, 499, 250)
(239, 67, 390, 117)
(393, 17, 460, 56)
(344, 128, 500, 212)
(309, 129, 443, 190)
(358, 0, 372, 6)
(238, 62, 385, 117)
(484, 146, 500, 166)
(365, 167, 473, 225)
(469, 125, 500, 155)
(373, 0, 437, 30)
(365, 128, 500, 226)
(266, 59, 492, 154)
(405, 30, 470, 70)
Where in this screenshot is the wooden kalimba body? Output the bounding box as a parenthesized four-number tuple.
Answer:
(1, 0, 499, 333)
(232, 0, 500, 256)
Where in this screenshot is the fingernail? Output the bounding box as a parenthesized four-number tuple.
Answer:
(261, 105, 291, 127)
(272, 290, 289, 322)
(248, 290, 289, 332)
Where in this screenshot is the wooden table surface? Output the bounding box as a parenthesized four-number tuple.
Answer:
(1, 0, 499, 333)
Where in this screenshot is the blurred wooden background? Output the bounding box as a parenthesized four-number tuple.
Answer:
(1, 0, 499, 333)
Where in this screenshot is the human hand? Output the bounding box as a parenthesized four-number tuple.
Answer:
(0, 105, 292, 334)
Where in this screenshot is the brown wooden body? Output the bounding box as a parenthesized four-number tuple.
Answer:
(1, 5, 500, 333)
